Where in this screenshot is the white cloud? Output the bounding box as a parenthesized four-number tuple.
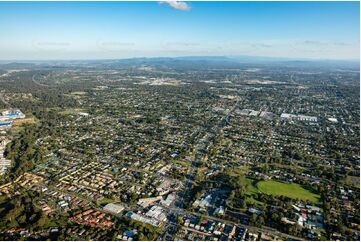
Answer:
(159, 1, 191, 11)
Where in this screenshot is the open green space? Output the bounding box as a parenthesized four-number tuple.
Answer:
(256, 180, 320, 203)
(245, 178, 259, 194)
(64, 91, 87, 99)
(96, 197, 120, 206)
(58, 108, 87, 115)
(172, 159, 191, 168)
(345, 175, 360, 188)
(70, 91, 87, 95)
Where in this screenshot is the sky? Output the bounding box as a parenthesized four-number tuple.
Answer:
(0, 1, 359, 60)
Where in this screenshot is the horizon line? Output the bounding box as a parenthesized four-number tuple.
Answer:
(0, 55, 359, 63)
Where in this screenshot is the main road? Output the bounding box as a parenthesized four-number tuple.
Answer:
(159, 95, 240, 239)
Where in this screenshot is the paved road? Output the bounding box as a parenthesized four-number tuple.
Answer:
(159, 98, 240, 239)
(32, 73, 52, 87)
(158, 203, 304, 241)
(0, 91, 10, 107)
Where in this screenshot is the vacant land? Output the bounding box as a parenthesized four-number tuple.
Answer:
(58, 108, 87, 115)
(12, 117, 37, 126)
(70, 91, 87, 95)
(256, 180, 320, 203)
(64, 91, 87, 99)
(345, 175, 360, 188)
(96, 197, 120, 206)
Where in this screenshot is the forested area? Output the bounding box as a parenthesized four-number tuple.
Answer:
(0, 191, 46, 233)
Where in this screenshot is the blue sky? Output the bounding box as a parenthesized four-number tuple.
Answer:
(0, 1, 359, 60)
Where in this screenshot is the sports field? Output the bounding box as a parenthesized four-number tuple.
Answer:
(256, 180, 320, 203)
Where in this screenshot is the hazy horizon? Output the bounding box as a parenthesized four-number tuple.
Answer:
(0, 55, 360, 63)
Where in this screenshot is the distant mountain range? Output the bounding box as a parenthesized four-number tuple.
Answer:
(0, 56, 359, 70)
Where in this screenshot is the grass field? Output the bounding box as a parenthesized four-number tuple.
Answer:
(256, 180, 320, 203)
(245, 178, 259, 194)
(58, 108, 86, 115)
(172, 159, 191, 168)
(96, 197, 120, 206)
(12, 117, 37, 126)
(70, 91, 87, 95)
(345, 175, 360, 188)
(64, 91, 87, 99)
